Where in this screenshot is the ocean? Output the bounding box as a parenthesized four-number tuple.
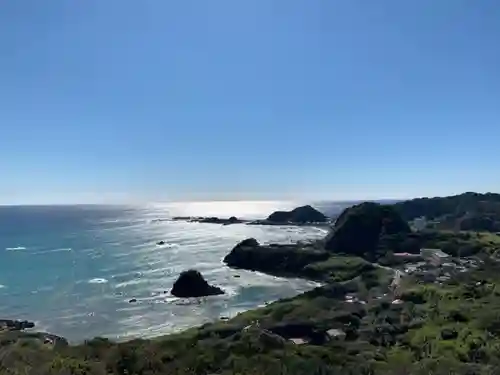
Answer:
(0, 201, 340, 343)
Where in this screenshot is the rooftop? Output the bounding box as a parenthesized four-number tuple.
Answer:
(421, 248, 450, 258)
(434, 250, 451, 258)
(326, 329, 346, 338)
(289, 338, 308, 345)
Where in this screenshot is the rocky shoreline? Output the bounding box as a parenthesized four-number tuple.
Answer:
(2, 202, 400, 345)
(169, 216, 333, 228)
(0, 319, 36, 331)
(4, 195, 500, 374)
(2, 203, 397, 342)
(167, 204, 334, 227)
(0, 319, 68, 347)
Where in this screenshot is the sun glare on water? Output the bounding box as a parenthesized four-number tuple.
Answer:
(151, 201, 305, 220)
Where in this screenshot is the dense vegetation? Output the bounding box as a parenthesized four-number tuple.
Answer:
(393, 192, 500, 232)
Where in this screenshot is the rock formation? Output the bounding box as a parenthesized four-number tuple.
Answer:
(172, 216, 245, 225)
(266, 205, 328, 224)
(171, 270, 224, 298)
(324, 202, 411, 260)
(0, 319, 35, 331)
(223, 238, 329, 278)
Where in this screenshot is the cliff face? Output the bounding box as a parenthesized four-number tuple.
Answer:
(266, 205, 329, 224)
(324, 203, 411, 260)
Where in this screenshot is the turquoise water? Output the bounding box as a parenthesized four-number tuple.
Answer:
(0, 202, 329, 343)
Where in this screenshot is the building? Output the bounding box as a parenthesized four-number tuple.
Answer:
(289, 338, 309, 345)
(420, 248, 450, 266)
(326, 328, 346, 340)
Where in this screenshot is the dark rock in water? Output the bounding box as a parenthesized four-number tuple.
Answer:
(173, 216, 245, 225)
(223, 216, 240, 225)
(129, 298, 137, 303)
(233, 274, 241, 278)
(199, 216, 244, 225)
(266, 205, 328, 224)
(324, 202, 411, 260)
(235, 238, 259, 248)
(223, 238, 329, 279)
(0, 319, 35, 331)
(157, 241, 165, 246)
(172, 216, 192, 221)
(171, 270, 225, 298)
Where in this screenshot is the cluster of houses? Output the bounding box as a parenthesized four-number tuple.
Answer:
(394, 248, 481, 285)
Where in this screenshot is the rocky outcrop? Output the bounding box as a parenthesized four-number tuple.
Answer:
(324, 202, 411, 260)
(171, 270, 224, 298)
(172, 216, 245, 225)
(266, 205, 329, 224)
(223, 238, 330, 279)
(198, 217, 243, 225)
(0, 319, 35, 331)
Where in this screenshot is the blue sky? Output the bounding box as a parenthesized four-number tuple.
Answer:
(1, 1, 499, 204)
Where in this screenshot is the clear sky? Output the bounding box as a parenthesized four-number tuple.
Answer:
(1, 1, 499, 204)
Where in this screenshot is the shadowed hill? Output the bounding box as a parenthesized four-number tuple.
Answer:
(393, 192, 500, 232)
(266, 205, 329, 224)
(324, 202, 411, 261)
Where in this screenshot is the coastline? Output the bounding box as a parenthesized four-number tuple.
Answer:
(3, 194, 500, 373)
(0, 205, 368, 345)
(0, 205, 332, 344)
(1, 260, 329, 345)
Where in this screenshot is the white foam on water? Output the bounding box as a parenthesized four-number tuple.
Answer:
(88, 278, 109, 284)
(114, 279, 147, 288)
(50, 248, 72, 252)
(5, 246, 26, 251)
(0, 284, 6, 289)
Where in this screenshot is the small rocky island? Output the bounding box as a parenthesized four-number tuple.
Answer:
(265, 205, 329, 224)
(171, 216, 245, 225)
(0, 319, 35, 331)
(169, 205, 331, 227)
(171, 269, 225, 298)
